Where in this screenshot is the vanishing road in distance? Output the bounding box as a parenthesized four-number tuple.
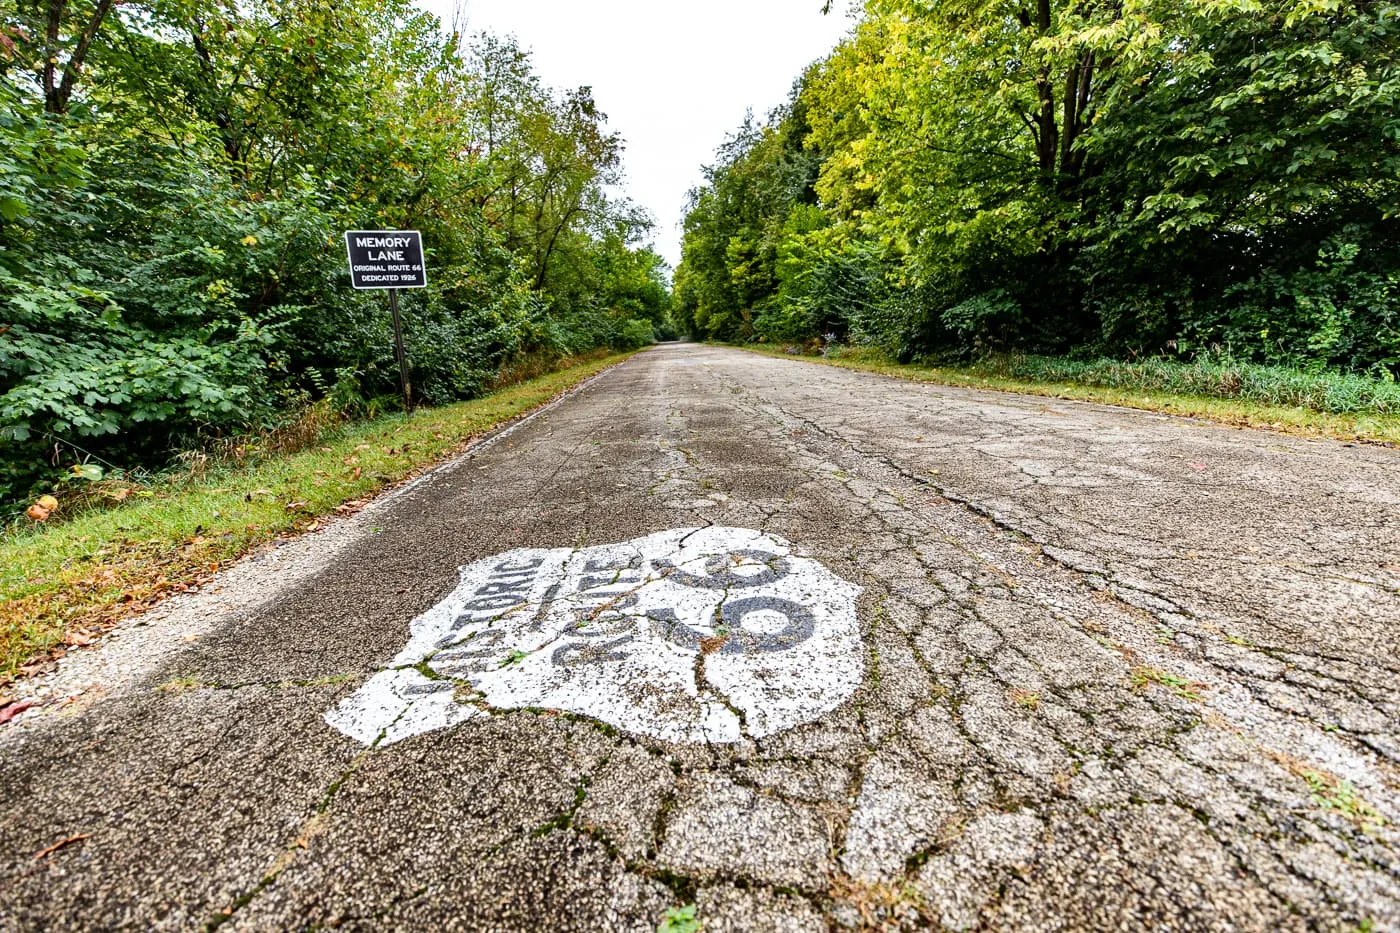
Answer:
(4, 343, 1398, 930)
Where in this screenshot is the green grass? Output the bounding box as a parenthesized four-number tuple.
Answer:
(738, 344, 1400, 445)
(0, 352, 634, 689)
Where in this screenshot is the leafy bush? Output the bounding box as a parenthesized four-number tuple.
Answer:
(678, 0, 1400, 383)
(612, 319, 659, 351)
(0, 10, 672, 506)
(977, 355, 1400, 415)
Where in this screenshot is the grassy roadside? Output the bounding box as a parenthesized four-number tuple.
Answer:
(0, 352, 635, 691)
(735, 344, 1400, 446)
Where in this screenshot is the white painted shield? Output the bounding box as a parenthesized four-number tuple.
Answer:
(325, 527, 863, 746)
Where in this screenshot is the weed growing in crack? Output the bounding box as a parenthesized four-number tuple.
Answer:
(657, 903, 700, 933)
(1295, 767, 1388, 831)
(301, 672, 355, 688)
(829, 874, 929, 929)
(1010, 688, 1041, 711)
(1130, 666, 1206, 701)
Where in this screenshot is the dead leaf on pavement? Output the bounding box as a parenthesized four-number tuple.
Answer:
(0, 700, 34, 725)
(700, 633, 730, 655)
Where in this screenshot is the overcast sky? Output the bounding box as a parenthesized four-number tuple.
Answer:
(417, 0, 854, 270)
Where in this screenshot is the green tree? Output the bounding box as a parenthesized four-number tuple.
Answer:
(684, 0, 1400, 369)
(0, 2, 668, 502)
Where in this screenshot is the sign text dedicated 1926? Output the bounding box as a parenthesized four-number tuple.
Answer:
(344, 230, 428, 290)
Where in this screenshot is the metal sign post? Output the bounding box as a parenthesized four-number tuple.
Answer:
(344, 230, 428, 414)
(386, 288, 412, 415)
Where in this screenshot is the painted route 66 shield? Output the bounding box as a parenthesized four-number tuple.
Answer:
(325, 527, 863, 745)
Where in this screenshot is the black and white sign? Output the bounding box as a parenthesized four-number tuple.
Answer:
(344, 230, 427, 290)
(325, 527, 863, 746)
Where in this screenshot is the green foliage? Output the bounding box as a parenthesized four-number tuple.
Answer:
(613, 319, 660, 351)
(676, 89, 823, 342)
(0, 354, 630, 678)
(678, 0, 1400, 379)
(1130, 666, 1205, 702)
(978, 354, 1400, 415)
(1296, 767, 1388, 829)
(657, 904, 701, 933)
(0, 4, 670, 504)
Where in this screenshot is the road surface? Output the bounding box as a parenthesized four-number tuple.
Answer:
(3, 343, 1398, 931)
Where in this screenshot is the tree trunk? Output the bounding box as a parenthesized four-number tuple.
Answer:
(43, 0, 115, 115)
(42, 0, 66, 113)
(1059, 50, 1094, 183)
(1032, 0, 1058, 177)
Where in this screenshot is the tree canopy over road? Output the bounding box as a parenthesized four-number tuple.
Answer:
(677, 0, 1400, 372)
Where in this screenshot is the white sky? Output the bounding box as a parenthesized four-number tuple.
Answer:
(417, 0, 855, 270)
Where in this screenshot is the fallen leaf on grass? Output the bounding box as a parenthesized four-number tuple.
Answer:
(64, 629, 96, 647)
(33, 834, 89, 860)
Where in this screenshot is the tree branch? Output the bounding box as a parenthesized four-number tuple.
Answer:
(52, 0, 114, 114)
(42, 0, 65, 112)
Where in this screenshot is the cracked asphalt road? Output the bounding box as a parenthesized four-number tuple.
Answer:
(3, 342, 1399, 931)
